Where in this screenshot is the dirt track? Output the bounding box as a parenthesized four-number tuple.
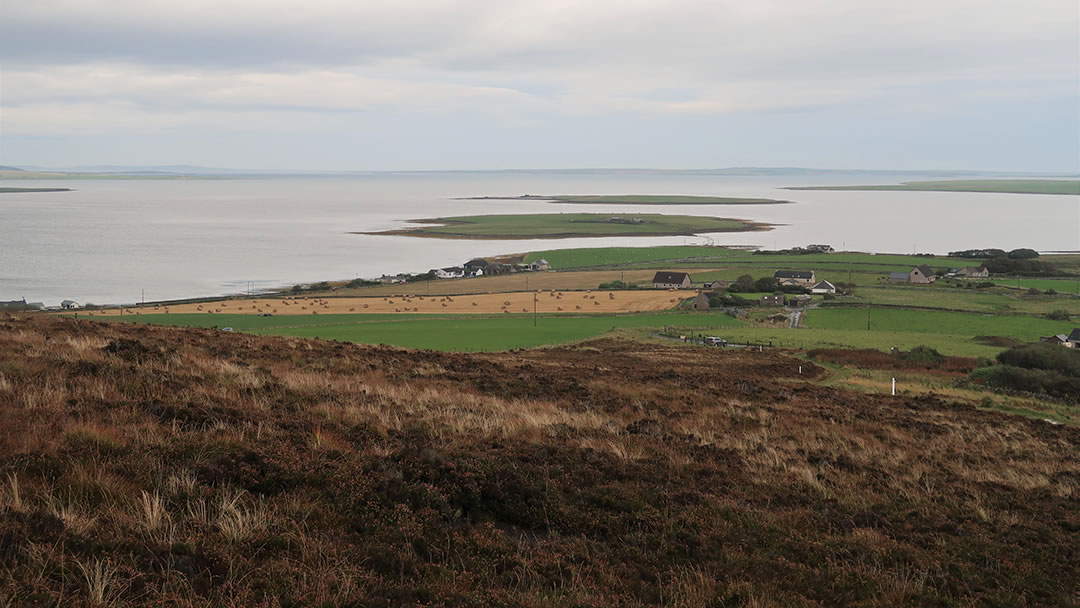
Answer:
(82, 289, 688, 316)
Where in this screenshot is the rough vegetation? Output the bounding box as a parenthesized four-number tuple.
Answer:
(974, 342, 1080, 402)
(0, 315, 1077, 607)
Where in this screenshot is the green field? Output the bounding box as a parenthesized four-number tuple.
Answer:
(848, 285, 1080, 314)
(0, 187, 73, 193)
(787, 179, 1080, 195)
(523, 246, 954, 271)
(803, 307, 1070, 341)
(94, 311, 744, 352)
(988, 277, 1080, 293)
(363, 214, 767, 239)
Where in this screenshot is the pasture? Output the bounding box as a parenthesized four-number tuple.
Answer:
(803, 307, 1069, 341)
(91, 311, 745, 352)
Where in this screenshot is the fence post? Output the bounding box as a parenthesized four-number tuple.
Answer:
(892, 377, 896, 395)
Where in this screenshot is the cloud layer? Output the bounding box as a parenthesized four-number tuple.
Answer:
(2, 0, 1078, 170)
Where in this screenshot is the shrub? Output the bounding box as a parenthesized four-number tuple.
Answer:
(347, 278, 378, 288)
(1045, 309, 1072, 321)
(900, 345, 946, 366)
(753, 277, 780, 292)
(311, 281, 332, 291)
(598, 280, 628, 290)
(996, 342, 1080, 377)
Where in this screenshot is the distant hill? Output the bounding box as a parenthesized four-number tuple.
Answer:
(0, 166, 24, 171)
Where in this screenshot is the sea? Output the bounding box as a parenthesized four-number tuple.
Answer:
(2, 173, 1077, 306)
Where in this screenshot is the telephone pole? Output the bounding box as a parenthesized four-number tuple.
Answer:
(533, 292, 537, 327)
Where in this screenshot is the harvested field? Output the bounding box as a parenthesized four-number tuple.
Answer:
(80, 289, 684, 317)
(0, 315, 1077, 606)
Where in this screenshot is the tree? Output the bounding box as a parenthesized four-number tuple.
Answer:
(1007, 248, 1039, 260)
(730, 275, 755, 292)
(754, 276, 780, 292)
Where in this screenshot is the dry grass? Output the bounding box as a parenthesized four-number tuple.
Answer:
(84, 289, 680, 317)
(0, 315, 1076, 606)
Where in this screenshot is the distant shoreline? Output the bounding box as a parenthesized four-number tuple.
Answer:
(0, 187, 74, 193)
(786, 179, 1080, 195)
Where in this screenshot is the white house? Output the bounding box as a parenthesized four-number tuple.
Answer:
(60, 299, 80, 309)
(434, 267, 465, 279)
(531, 259, 551, 271)
(810, 280, 836, 295)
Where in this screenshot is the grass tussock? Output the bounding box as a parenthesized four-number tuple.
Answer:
(0, 314, 1076, 606)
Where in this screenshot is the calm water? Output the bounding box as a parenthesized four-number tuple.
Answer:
(2, 174, 1077, 305)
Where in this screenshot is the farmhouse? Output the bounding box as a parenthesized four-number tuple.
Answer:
(908, 265, 937, 284)
(692, 292, 711, 312)
(652, 271, 692, 289)
(1070, 328, 1080, 347)
(954, 266, 989, 278)
(60, 300, 80, 309)
(463, 259, 490, 272)
(810, 280, 836, 295)
(530, 259, 550, 271)
(434, 267, 465, 279)
(760, 294, 785, 306)
(888, 266, 937, 284)
(773, 270, 816, 287)
(1042, 334, 1073, 348)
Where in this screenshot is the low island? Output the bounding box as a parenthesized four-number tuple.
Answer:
(0, 187, 74, 193)
(457, 194, 791, 204)
(785, 179, 1080, 195)
(358, 213, 772, 239)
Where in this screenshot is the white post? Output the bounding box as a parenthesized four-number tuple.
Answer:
(892, 377, 896, 395)
(798, 365, 802, 374)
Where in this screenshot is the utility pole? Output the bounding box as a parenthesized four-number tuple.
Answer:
(867, 305, 871, 331)
(141, 289, 144, 307)
(533, 292, 537, 327)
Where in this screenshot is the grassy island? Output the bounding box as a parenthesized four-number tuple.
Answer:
(459, 194, 791, 205)
(0, 187, 73, 193)
(360, 213, 771, 239)
(786, 179, 1080, 195)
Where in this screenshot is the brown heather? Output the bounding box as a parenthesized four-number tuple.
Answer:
(0, 314, 1077, 607)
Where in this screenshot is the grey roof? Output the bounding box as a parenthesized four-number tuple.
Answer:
(889, 272, 909, 280)
(914, 265, 935, 276)
(1069, 328, 1080, 341)
(774, 270, 814, 279)
(652, 271, 691, 283)
(61, 300, 77, 305)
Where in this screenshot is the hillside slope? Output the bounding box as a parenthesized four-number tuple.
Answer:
(0, 315, 1077, 606)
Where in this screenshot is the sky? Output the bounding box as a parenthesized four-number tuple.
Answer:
(1, 0, 1078, 172)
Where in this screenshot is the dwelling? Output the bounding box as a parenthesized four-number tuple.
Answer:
(652, 271, 692, 289)
(908, 265, 937, 284)
(434, 267, 465, 279)
(760, 294, 785, 306)
(701, 280, 730, 291)
(805, 244, 835, 253)
(0, 299, 29, 311)
(810, 280, 836, 295)
(378, 274, 407, 284)
(463, 259, 490, 272)
(1042, 334, 1073, 348)
(954, 266, 989, 278)
(531, 259, 550, 271)
(773, 270, 816, 287)
(692, 292, 711, 312)
(60, 300, 80, 309)
(1070, 328, 1080, 346)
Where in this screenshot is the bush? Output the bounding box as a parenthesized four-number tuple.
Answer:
(975, 282, 995, 289)
(900, 345, 946, 366)
(996, 342, 1080, 377)
(347, 278, 378, 288)
(311, 281, 332, 291)
(598, 280, 628, 290)
(1045, 310, 1072, 321)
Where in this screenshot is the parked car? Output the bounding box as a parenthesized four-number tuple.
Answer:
(704, 336, 727, 346)
(222, 327, 234, 332)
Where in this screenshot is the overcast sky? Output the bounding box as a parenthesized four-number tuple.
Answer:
(2, 0, 1078, 171)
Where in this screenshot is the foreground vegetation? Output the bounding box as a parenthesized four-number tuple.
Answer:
(786, 179, 1080, 195)
(361, 214, 769, 239)
(1, 315, 1077, 606)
